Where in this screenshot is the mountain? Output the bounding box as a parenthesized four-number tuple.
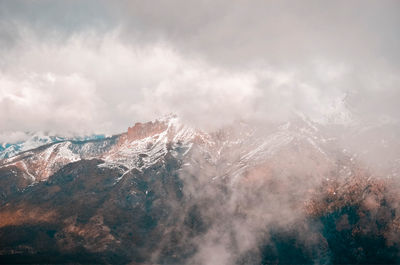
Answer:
(1, 115, 400, 264)
(0, 132, 105, 159)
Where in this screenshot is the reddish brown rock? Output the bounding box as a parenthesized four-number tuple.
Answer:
(127, 121, 168, 142)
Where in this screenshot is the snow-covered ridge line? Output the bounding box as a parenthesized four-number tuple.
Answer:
(0, 116, 197, 182)
(2, 114, 400, 186)
(0, 133, 106, 159)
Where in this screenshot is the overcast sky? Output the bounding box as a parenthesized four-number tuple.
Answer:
(1, 0, 400, 141)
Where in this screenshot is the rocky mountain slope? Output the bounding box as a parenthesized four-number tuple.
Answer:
(1, 115, 400, 264)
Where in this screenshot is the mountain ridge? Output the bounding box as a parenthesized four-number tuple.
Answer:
(1, 114, 400, 264)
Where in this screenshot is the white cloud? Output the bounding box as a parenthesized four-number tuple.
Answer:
(1, 1, 399, 141)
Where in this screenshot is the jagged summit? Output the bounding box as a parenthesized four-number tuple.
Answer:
(127, 121, 168, 141)
(124, 114, 182, 142)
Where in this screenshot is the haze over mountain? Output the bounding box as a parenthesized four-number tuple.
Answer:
(1, 0, 400, 264)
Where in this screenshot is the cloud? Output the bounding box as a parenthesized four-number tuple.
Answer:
(0, 1, 399, 141)
(0, 28, 260, 135)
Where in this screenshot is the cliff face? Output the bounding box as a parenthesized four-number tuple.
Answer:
(127, 121, 168, 142)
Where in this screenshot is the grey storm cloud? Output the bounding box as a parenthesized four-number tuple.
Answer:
(0, 0, 400, 141)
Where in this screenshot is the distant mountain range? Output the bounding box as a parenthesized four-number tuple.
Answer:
(0, 133, 105, 159)
(1, 115, 400, 264)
